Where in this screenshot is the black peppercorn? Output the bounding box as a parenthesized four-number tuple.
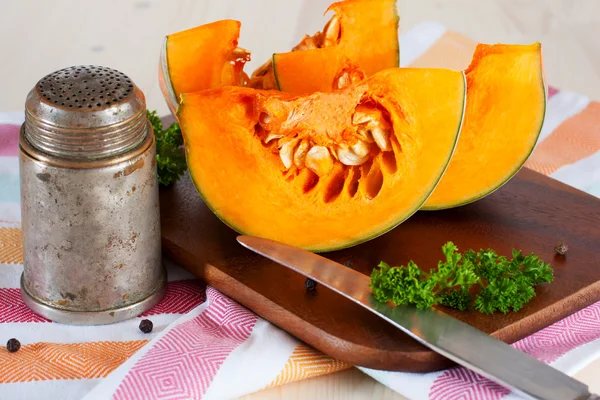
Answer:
(305, 278, 317, 291)
(139, 319, 153, 334)
(6, 338, 20, 353)
(343, 260, 355, 269)
(554, 241, 568, 255)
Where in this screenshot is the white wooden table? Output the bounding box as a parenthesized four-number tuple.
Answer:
(1, 1, 599, 398)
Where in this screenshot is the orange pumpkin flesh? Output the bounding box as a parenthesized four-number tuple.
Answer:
(158, 20, 249, 114)
(423, 43, 546, 210)
(270, 0, 400, 94)
(179, 68, 466, 251)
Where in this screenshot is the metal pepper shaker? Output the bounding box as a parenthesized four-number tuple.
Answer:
(19, 66, 166, 325)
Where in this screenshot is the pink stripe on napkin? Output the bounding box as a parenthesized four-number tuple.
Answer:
(113, 286, 258, 400)
(141, 280, 206, 316)
(0, 124, 19, 156)
(0, 288, 50, 323)
(429, 368, 509, 399)
(429, 300, 600, 399)
(548, 85, 559, 99)
(514, 301, 600, 363)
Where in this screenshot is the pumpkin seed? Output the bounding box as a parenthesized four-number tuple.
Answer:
(352, 107, 392, 151)
(294, 139, 310, 168)
(229, 47, 251, 63)
(336, 72, 351, 90)
(306, 146, 334, 176)
(355, 125, 374, 143)
(259, 112, 271, 124)
(280, 138, 300, 169)
(352, 107, 380, 125)
(351, 140, 370, 158)
(265, 133, 283, 143)
(335, 70, 366, 90)
(334, 63, 366, 90)
(322, 15, 341, 47)
(337, 146, 369, 166)
(371, 125, 391, 151)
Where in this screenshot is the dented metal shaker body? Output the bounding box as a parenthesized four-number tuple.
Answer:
(19, 66, 166, 325)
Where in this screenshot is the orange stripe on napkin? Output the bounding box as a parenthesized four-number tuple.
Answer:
(0, 340, 147, 383)
(0, 227, 23, 264)
(408, 30, 477, 70)
(266, 344, 351, 388)
(526, 102, 600, 175)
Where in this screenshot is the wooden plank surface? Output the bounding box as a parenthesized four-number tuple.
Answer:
(2, 1, 600, 399)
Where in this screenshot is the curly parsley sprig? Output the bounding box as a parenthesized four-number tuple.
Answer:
(147, 110, 187, 187)
(370, 242, 553, 314)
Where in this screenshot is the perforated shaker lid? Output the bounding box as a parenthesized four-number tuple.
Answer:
(23, 65, 148, 161)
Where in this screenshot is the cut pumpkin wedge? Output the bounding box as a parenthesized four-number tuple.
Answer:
(269, 0, 400, 94)
(423, 43, 546, 210)
(158, 20, 249, 114)
(178, 68, 466, 251)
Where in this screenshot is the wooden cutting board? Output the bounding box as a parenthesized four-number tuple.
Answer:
(159, 167, 600, 372)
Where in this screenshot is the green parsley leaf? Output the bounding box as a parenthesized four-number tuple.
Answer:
(370, 242, 553, 314)
(147, 110, 187, 187)
(439, 287, 472, 311)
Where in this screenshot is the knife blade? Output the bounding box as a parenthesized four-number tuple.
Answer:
(237, 235, 598, 400)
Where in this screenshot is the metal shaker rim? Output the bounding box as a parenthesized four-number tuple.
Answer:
(19, 125, 155, 169)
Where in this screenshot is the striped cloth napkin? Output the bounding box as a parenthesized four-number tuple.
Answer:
(1, 21, 600, 400)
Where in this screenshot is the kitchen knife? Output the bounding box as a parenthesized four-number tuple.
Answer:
(237, 235, 598, 400)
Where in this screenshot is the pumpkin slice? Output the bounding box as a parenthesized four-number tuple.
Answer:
(158, 20, 250, 114)
(178, 68, 466, 251)
(259, 0, 399, 94)
(423, 43, 546, 210)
